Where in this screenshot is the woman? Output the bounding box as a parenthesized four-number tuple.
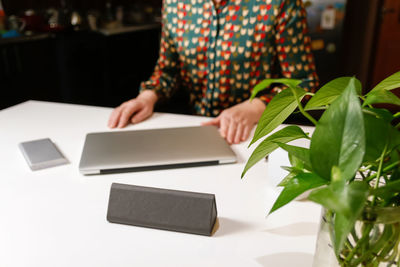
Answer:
(108, 0, 318, 144)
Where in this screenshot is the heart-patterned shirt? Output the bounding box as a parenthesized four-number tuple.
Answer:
(140, 0, 319, 117)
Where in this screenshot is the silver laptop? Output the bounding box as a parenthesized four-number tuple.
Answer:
(79, 126, 237, 175)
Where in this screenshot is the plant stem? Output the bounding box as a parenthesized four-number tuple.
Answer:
(343, 223, 374, 264)
(344, 148, 393, 265)
(360, 95, 374, 109)
(366, 161, 400, 182)
(358, 223, 395, 265)
(290, 86, 318, 125)
(371, 143, 388, 206)
(376, 223, 399, 262)
(346, 144, 399, 266)
(359, 165, 373, 173)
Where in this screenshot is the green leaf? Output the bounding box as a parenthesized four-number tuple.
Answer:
(363, 89, 400, 106)
(279, 166, 307, 187)
(308, 167, 347, 214)
(278, 171, 297, 187)
(250, 86, 307, 146)
(390, 164, 400, 182)
(288, 153, 305, 170)
(388, 125, 400, 151)
(309, 181, 369, 255)
(310, 77, 366, 181)
(372, 179, 400, 200)
(276, 143, 312, 171)
(363, 111, 400, 163)
(242, 126, 309, 178)
(330, 166, 345, 190)
(278, 161, 309, 187)
(334, 213, 357, 256)
(280, 166, 303, 173)
(309, 187, 344, 212)
(363, 113, 392, 162)
(304, 77, 362, 111)
(362, 107, 394, 122)
(269, 172, 327, 214)
(369, 71, 400, 92)
(250, 78, 302, 99)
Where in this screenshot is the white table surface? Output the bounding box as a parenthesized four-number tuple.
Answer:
(0, 101, 321, 267)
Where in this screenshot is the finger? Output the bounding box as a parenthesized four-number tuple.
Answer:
(219, 116, 229, 139)
(226, 119, 238, 144)
(108, 107, 122, 128)
(201, 117, 220, 126)
(242, 125, 252, 141)
(131, 107, 151, 124)
(118, 105, 140, 128)
(234, 123, 244, 144)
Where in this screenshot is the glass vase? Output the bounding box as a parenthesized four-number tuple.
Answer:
(313, 207, 400, 267)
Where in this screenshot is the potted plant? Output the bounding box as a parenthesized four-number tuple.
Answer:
(242, 72, 400, 266)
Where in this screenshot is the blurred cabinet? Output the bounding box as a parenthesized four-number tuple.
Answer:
(371, 0, 400, 87)
(0, 35, 58, 109)
(305, 0, 347, 85)
(0, 26, 161, 109)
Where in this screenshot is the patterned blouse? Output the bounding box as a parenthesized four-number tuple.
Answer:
(140, 0, 319, 117)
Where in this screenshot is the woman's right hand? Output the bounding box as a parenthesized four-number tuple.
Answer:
(108, 90, 158, 128)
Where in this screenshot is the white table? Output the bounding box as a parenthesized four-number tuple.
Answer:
(0, 101, 321, 267)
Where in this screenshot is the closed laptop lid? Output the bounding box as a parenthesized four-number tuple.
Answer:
(79, 126, 237, 175)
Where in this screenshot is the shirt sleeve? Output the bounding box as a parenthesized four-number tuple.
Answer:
(258, 0, 319, 104)
(139, 1, 179, 101)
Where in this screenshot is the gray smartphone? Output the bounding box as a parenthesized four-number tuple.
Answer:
(19, 138, 69, 171)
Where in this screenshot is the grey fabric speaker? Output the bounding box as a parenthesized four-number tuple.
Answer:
(107, 183, 218, 236)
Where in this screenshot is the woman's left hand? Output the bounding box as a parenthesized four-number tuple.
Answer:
(202, 98, 266, 144)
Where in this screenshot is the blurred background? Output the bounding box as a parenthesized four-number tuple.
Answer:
(0, 0, 399, 111)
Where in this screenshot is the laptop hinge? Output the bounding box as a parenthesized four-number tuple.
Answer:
(98, 161, 220, 174)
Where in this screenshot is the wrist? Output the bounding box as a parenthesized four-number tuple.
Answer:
(249, 98, 266, 114)
(138, 90, 158, 105)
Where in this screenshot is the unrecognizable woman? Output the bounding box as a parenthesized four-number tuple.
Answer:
(108, 0, 318, 144)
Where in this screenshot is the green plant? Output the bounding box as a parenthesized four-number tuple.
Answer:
(242, 72, 400, 266)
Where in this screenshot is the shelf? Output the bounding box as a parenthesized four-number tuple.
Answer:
(0, 33, 52, 45)
(96, 23, 161, 36)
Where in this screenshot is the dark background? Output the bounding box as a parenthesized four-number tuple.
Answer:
(2, 0, 161, 15)
(0, 0, 162, 110)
